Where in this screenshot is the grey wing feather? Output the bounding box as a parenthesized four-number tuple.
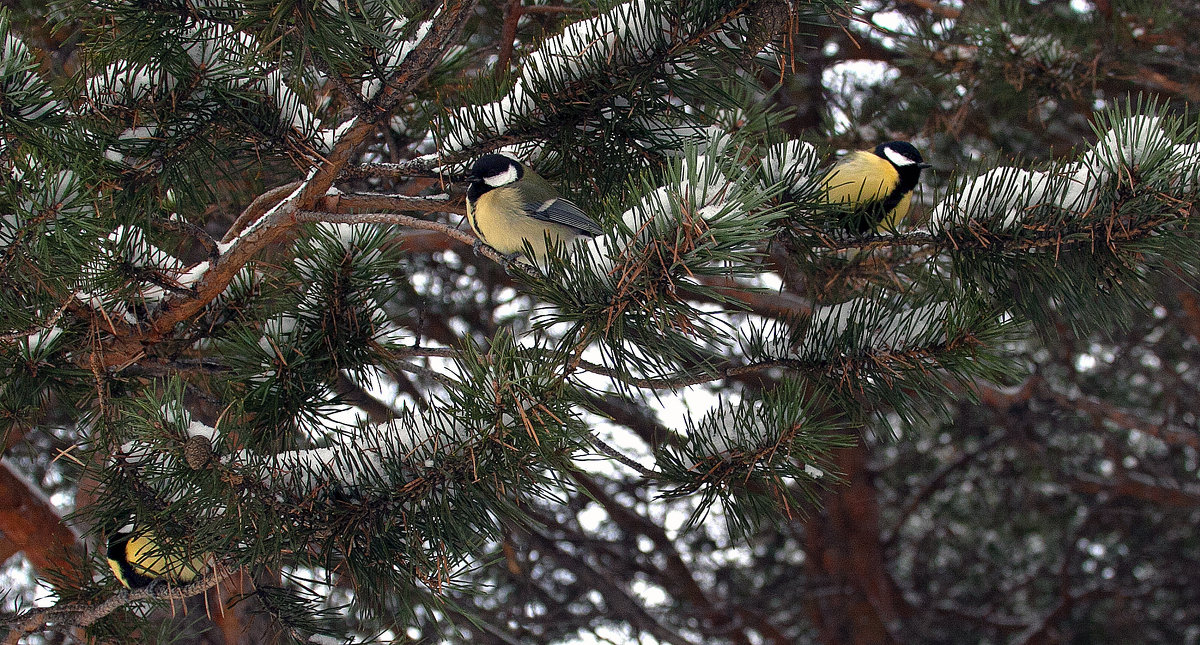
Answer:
(525, 197, 603, 236)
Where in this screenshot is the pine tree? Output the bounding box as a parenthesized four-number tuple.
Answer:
(2, 0, 1200, 643)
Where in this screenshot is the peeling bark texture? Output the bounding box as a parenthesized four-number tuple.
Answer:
(805, 444, 902, 645)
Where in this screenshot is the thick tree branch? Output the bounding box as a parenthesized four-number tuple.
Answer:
(0, 461, 82, 584)
(1068, 471, 1200, 507)
(89, 0, 481, 369)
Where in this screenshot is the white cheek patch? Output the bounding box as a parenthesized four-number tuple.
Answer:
(484, 166, 519, 187)
(883, 147, 916, 167)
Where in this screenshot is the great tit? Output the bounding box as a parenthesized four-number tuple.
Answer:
(465, 154, 603, 263)
(821, 141, 932, 234)
(107, 525, 210, 589)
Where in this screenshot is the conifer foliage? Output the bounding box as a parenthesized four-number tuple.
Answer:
(3, 0, 1200, 643)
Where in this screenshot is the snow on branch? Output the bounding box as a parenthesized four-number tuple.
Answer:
(84, 19, 319, 140)
(573, 129, 753, 275)
(680, 398, 808, 464)
(793, 297, 950, 360)
(76, 225, 203, 323)
(0, 16, 64, 122)
(260, 69, 320, 138)
(111, 397, 449, 509)
(929, 114, 1199, 233)
(734, 294, 960, 372)
(181, 21, 262, 83)
(239, 411, 476, 494)
(929, 167, 1055, 231)
(180, 20, 320, 139)
(591, 132, 815, 270)
(440, 0, 675, 152)
(365, 15, 437, 99)
(760, 139, 821, 197)
(93, 2, 479, 367)
(658, 385, 837, 525)
(86, 61, 174, 106)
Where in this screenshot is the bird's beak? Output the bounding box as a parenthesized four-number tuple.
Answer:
(918, 162, 933, 169)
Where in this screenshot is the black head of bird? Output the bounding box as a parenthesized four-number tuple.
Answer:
(466, 154, 524, 203)
(874, 140, 931, 193)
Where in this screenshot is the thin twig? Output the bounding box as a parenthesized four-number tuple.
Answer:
(294, 210, 517, 269)
(370, 0, 481, 117)
(574, 358, 796, 390)
(316, 192, 461, 215)
(152, 217, 220, 258)
(587, 433, 658, 479)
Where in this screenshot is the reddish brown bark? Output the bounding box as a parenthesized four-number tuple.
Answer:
(804, 443, 904, 645)
(0, 461, 86, 588)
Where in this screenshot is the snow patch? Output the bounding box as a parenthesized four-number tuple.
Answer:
(761, 139, 820, 195)
(929, 168, 1053, 232)
(795, 298, 949, 358)
(441, 0, 671, 151)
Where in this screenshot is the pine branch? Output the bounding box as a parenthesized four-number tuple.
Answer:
(341, 130, 532, 181)
(369, 0, 479, 118)
(0, 300, 69, 342)
(2, 568, 236, 644)
(789, 193, 1190, 255)
(229, 11, 468, 231)
(96, 188, 302, 367)
(201, 0, 481, 304)
(92, 145, 463, 369)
